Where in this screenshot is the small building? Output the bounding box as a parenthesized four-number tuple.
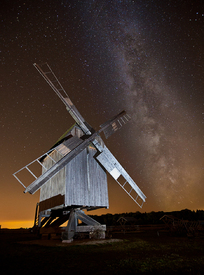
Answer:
(117, 217, 137, 226)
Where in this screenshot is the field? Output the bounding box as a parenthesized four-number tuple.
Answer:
(1, 228, 204, 274)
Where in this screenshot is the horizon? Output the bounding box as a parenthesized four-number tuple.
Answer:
(1, 207, 203, 229)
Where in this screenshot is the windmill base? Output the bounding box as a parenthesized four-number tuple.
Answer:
(62, 225, 106, 242)
(34, 204, 106, 241)
(62, 208, 106, 240)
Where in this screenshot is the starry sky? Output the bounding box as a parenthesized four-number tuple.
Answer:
(1, 0, 204, 228)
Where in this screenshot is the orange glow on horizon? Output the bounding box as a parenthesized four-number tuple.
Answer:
(0, 220, 34, 229)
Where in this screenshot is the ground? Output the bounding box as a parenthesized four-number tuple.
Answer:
(1, 228, 204, 274)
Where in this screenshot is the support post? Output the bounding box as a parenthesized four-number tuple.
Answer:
(62, 208, 106, 242)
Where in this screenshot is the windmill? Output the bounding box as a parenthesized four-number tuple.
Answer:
(13, 63, 146, 241)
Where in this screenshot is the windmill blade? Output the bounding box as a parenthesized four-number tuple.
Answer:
(24, 137, 92, 194)
(33, 63, 92, 135)
(18, 131, 101, 195)
(13, 135, 83, 193)
(93, 140, 146, 208)
(99, 110, 131, 139)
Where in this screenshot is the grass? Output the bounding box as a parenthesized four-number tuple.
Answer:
(1, 229, 204, 274)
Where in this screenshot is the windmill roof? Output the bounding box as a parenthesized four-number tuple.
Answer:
(51, 122, 88, 150)
(40, 124, 79, 162)
(52, 124, 78, 148)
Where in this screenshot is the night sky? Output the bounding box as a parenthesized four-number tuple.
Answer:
(1, 0, 203, 228)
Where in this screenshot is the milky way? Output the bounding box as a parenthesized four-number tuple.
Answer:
(116, 27, 202, 210)
(81, 1, 204, 211)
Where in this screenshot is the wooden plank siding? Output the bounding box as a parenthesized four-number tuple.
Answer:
(65, 146, 109, 208)
(39, 134, 109, 210)
(40, 150, 65, 202)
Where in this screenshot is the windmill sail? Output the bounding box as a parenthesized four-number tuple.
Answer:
(99, 110, 131, 139)
(23, 133, 98, 194)
(33, 63, 92, 135)
(93, 140, 146, 208)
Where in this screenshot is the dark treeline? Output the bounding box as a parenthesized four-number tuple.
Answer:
(89, 209, 204, 226)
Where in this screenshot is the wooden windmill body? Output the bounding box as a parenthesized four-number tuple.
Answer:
(39, 125, 109, 213)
